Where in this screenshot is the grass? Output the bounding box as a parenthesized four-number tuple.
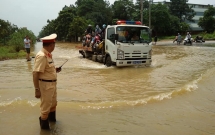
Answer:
(0, 45, 27, 60)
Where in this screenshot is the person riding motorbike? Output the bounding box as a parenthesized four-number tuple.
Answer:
(91, 32, 101, 51)
(95, 25, 102, 35)
(186, 32, 191, 40)
(85, 24, 93, 35)
(101, 24, 106, 40)
(173, 35, 178, 43)
(195, 35, 205, 43)
(184, 32, 192, 45)
(85, 33, 92, 47)
(177, 33, 182, 45)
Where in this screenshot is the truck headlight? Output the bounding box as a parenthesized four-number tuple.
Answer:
(117, 49, 124, 59)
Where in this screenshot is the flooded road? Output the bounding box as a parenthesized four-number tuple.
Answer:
(0, 42, 215, 135)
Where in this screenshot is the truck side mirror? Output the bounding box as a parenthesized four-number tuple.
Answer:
(115, 34, 119, 40)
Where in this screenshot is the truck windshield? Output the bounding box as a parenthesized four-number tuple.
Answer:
(116, 26, 151, 44)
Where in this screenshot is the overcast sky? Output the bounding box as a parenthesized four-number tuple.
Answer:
(0, 0, 214, 36)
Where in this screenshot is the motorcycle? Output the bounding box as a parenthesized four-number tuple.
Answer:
(92, 34, 102, 53)
(183, 37, 193, 45)
(194, 36, 205, 43)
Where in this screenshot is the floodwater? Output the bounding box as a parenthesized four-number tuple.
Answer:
(0, 42, 215, 135)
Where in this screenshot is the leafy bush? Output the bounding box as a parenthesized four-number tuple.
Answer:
(202, 31, 215, 40)
(0, 46, 26, 60)
(8, 28, 36, 52)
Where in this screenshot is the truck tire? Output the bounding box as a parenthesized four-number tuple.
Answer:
(92, 55, 97, 62)
(103, 57, 105, 63)
(97, 55, 103, 63)
(82, 51, 86, 58)
(85, 51, 90, 58)
(105, 55, 112, 67)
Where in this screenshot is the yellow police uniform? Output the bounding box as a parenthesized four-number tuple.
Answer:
(33, 48, 57, 119)
(32, 33, 58, 130)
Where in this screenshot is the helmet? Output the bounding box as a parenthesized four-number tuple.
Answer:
(88, 24, 92, 27)
(102, 24, 106, 28)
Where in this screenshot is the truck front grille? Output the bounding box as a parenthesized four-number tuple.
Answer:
(124, 52, 149, 60)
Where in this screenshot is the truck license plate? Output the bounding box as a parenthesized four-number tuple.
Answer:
(133, 61, 141, 64)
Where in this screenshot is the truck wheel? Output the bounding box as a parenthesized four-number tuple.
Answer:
(82, 51, 86, 58)
(97, 55, 103, 63)
(105, 56, 112, 67)
(92, 55, 97, 62)
(85, 51, 90, 58)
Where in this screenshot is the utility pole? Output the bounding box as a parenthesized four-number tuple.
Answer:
(140, 0, 143, 24)
(149, 0, 151, 29)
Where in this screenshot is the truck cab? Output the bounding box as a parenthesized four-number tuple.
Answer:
(104, 20, 152, 67)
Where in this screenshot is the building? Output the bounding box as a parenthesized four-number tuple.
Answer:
(154, 1, 213, 32)
(187, 3, 212, 31)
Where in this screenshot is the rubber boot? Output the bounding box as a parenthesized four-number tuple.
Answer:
(39, 117, 50, 130)
(48, 111, 56, 122)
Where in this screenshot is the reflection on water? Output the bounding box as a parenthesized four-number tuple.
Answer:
(0, 42, 215, 135)
(27, 61, 32, 71)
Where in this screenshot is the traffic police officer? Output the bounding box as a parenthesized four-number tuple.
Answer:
(32, 33, 61, 130)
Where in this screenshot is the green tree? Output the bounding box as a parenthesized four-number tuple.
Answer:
(8, 28, 36, 52)
(143, 3, 181, 35)
(55, 6, 76, 41)
(38, 19, 57, 38)
(198, 6, 215, 33)
(38, 5, 77, 41)
(151, 4, 173, 34)
(68, 17, 89, 42)
(133, 0, 149, 22)
(169, 0, 195, 22)
(0, 19, 19, 44)
(111, 0, 135, 20)
(75, 0, 112, 26)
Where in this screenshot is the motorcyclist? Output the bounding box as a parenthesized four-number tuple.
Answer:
(184, 32, 192, 45)
(90, 31, 95, 47)
(91, 32, 101, 49)
(186, 32, 191, 40)
(195, 35, 205, 43)
(95, 25, 101, 35)
(85, 24, 93, 35)
(101, 24, 106, 40)
(177, 33, 182, 45)
(85, 33, 92, 47)
(173, 35, 178, 43)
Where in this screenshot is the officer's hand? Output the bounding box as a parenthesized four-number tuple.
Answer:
(35, 89, 41, 98)
(56, 67, 61, 73)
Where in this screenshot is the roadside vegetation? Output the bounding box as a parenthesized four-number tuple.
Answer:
(1, 0, 215, 60)
(0, 19, 36, 60)
(0, 45, 25, 60)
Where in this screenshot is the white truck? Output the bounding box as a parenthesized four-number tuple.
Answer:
(79, 20, 152, 67)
